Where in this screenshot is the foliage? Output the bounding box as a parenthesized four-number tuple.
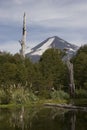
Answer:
(0, 86, 38, 105)
(75, 89, 87, 98)
(0, 53, 33, 87)
(72, 45, 87, 89)
(0, 49, 69, 102)
(0, 46, 87, 103)
(0, 89, 11, 104)
(73, 99, 87, 106)
(11, 87, 38, 104)
(50, 90, 70, 100)
(39, 48, 69, 91)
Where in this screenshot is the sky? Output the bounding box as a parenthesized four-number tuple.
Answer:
(0, 0, 87, 54)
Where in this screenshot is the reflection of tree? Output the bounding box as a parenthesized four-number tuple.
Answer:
(62, 110, 76, 130)
(20, 106, 24, 130)
(28, 107, 68, 130)
(70, 111, 76, 130)
(6, 107, 68, 130)
(1, 107, 87, 130)
(9, 106, 41, 129)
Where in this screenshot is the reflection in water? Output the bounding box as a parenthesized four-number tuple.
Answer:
(64, 111, 76, 130)
(0, 107, 87, 130)
(71, 111, 76, 130)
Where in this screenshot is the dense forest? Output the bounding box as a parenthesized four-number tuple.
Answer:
(0, 45, 87, 105)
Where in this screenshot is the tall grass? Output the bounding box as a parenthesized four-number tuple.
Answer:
(0, 86, 38, 105)
(0, 89, 11, 104)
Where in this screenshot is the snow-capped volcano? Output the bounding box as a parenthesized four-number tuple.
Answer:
(26, 36, 78, 62)
(30, 37, 55, 56)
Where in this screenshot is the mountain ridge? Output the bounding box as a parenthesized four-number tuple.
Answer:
(26, 36, 79, 62)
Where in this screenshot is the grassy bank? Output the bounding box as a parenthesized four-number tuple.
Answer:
(0, 98, 87, 109)
(0, 87, 87, 108)
(73, 99, 87, 106)
(0, 99, 69, 108)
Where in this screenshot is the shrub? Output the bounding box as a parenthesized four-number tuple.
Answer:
(84, 82, 87, 90)
(11, 88, 38, 104)
(0, 89, 11, 104)
(75, 89, 87, 98)
(50, 90, 69, 100)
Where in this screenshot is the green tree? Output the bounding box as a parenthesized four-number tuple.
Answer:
(0, 53, 29, 87)
(72, 45, 87, 89)
(39, 48, 68, 91)
(1, 62, 17, 85)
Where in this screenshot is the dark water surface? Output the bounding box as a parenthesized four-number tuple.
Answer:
(0, 106, 87, 130)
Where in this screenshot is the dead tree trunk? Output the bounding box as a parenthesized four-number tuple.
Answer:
(67, 60, 75, 97)
(19, 12, 26, 59)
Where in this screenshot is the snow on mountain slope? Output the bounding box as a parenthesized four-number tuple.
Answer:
(31, 37, 55, 56)
(26, 36, 78, 62)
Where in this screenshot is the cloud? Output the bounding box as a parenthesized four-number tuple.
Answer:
(0, 0, 87, 25)
(0, 0, 87, 53)
(0, 41, 20, 54)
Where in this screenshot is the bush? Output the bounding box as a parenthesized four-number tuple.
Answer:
(84, 82, 87, 90)
(50, 90, 70, 100)
(0, 89, 11, 104)
(11, 88, 38, 104)
(75, 89, 87, 98)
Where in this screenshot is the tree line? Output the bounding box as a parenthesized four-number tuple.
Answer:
(0, 45, 87, 103)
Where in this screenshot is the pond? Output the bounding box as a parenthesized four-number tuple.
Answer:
(0, 106, 87, 130)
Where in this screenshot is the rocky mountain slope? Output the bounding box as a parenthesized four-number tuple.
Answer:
(26, 36, 78, 62)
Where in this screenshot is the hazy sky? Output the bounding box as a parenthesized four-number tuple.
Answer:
(0, 0, 87, 54)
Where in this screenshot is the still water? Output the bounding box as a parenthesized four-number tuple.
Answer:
(0, 106, 87, 130)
